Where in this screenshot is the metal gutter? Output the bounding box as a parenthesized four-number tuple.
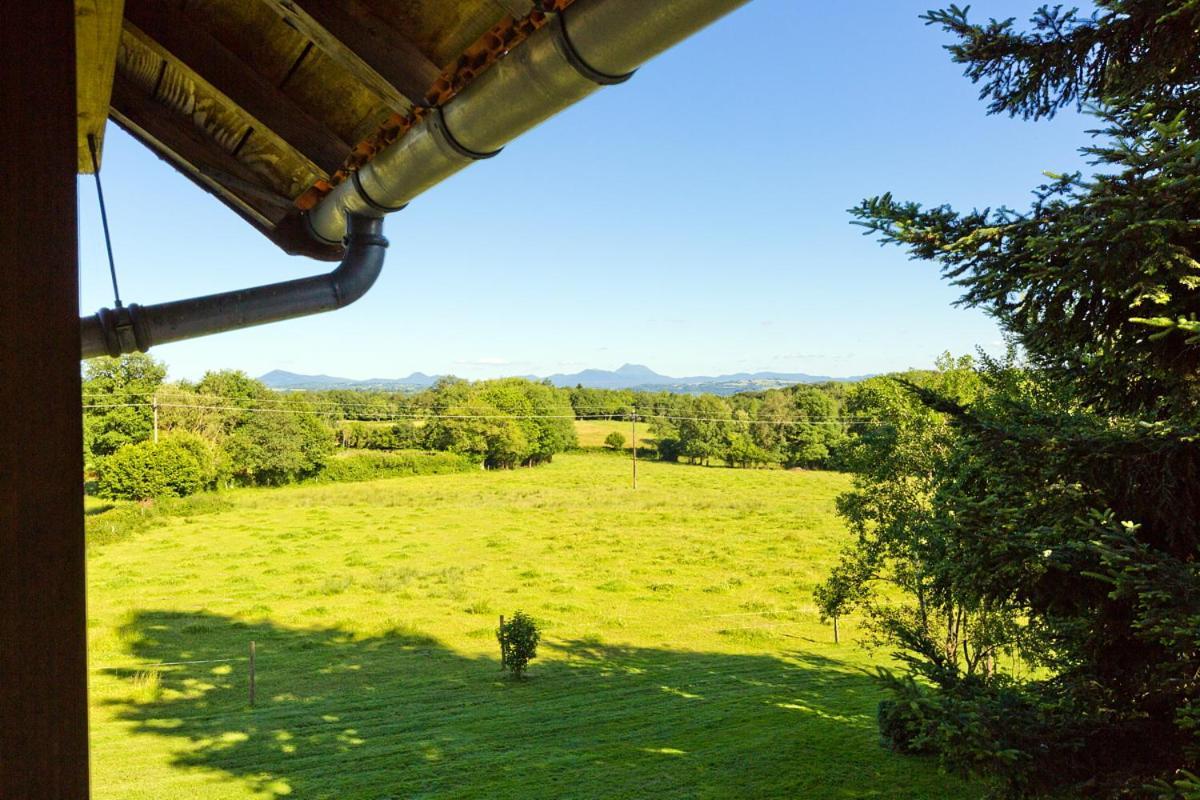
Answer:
(80, 214, 387, 358)
(306, 0, 750, 244)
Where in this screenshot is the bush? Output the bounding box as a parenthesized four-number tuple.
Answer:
(877, 696, 937, 756)
(95, 437, 208, 500)
(312, 450, 476, 483)
(604, 431, 626, 451)
(223, 406, 333, 485)
(497, 611, 540, 679)
(656, 437, 682, 462)
(337, 421, 417, 450)
(164, 430, 228, 488)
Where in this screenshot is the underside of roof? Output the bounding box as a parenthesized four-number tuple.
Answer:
(77, 0, 560, 259)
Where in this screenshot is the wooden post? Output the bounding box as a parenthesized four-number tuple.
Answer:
(248, 641, 256, 706)
(0, 4, 90, 796)
(631, 410, 638, 490)
(833, 615, 840, 645)
(498, 615, 506, 670)
(152, 394, 159, 443)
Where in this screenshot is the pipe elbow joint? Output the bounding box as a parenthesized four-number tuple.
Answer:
(331, 213, 389, 308)
(80, 213, 389, 360)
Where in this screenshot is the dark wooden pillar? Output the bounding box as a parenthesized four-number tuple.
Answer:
(0, 3, 91, 797)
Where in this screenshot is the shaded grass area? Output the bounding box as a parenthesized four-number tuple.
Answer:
(87, 453, 980, 799)
(86, 492, 234, 547)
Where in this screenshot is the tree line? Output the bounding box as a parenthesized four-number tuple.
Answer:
(83, 357, 864, 501)
(293, 379, 856, 470)
(83, 363, 581, 498)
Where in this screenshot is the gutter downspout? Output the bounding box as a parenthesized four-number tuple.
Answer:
(80, 213, 387, 359)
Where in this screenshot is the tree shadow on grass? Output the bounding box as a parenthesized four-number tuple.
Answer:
(98, 610, 976, 799)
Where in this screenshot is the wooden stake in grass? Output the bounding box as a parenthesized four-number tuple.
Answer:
(833, 615, 840, 645)
(248, 640, 256, 706)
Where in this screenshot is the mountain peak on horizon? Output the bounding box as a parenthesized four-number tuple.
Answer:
(614, 363, 660, 377)
(259, 364, 869, 395)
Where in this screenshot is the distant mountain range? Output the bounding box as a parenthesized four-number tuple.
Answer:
(260, 369, 439, 391)
(260, 364, 871, 395)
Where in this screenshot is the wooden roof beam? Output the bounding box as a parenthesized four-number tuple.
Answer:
(265, 0, 442, 111)
(123, 0, 350, 176)
(109, 72, 290, 228)
(76, 0, 126, 172)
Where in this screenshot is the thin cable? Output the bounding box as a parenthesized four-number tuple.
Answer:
(87, 133, 123, 308)
(81, 400, 892, 426)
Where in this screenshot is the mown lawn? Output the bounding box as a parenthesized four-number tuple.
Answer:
(87, 453, 979, 799)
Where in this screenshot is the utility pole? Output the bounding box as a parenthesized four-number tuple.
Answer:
(631, 409, 638, 490)
(152, 394, 159, 443)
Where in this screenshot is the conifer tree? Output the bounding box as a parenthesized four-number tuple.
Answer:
(822, 3, 1200, 795)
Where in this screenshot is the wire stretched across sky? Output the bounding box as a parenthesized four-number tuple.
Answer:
(82, 400, 894, 426)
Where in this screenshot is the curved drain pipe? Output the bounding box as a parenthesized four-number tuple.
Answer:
(306, 0, 750, 244)
(80, 214, 387, 359)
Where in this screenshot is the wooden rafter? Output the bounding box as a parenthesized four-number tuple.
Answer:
(75, 0, 126, 172)
(493, 0, 535, 17)
(123, 0, 350, 176)
(109, 73, 289, 228)
(264, 0, 441, 112)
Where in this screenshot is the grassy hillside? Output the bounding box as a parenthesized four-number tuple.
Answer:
(87, 453, 979, 799)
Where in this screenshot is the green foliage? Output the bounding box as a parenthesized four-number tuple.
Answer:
(312, 451, 475, 483)
(603, 431, 626, 451)
(423, 377, 577, 469)
(497, 611, 541, 679)
(642, 384, 847, 470)
(336, 421, 417, 450)
(924, 2, 1200, 121)
(82, 354, 166, 463)
(722, 430, 773, 468)
(223, 400, 334, 486)
(777, 386, 847, 468)
(95, 435, 210, 500)
(830, 2, 1200, 795)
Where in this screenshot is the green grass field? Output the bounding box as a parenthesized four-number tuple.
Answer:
(86, 453, 979, 799)
(572, 418, 656, 450)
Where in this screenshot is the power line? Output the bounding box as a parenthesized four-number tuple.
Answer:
(82, 400, 893, 426)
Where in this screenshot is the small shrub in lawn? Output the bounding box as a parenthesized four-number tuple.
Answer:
(604, 431, 626, 451)
(497, 611, 540, 679)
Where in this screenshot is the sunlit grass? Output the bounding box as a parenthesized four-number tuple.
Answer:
(86, 453, 980, 799)
(572, 418, 657, 449)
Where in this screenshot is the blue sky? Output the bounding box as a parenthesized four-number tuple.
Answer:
(79, 0, 1094, 382)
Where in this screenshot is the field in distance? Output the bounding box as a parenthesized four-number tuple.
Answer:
(572, 418, 657, 450)
(87, 452, 980, 799)
(337, 418, 662, 451)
